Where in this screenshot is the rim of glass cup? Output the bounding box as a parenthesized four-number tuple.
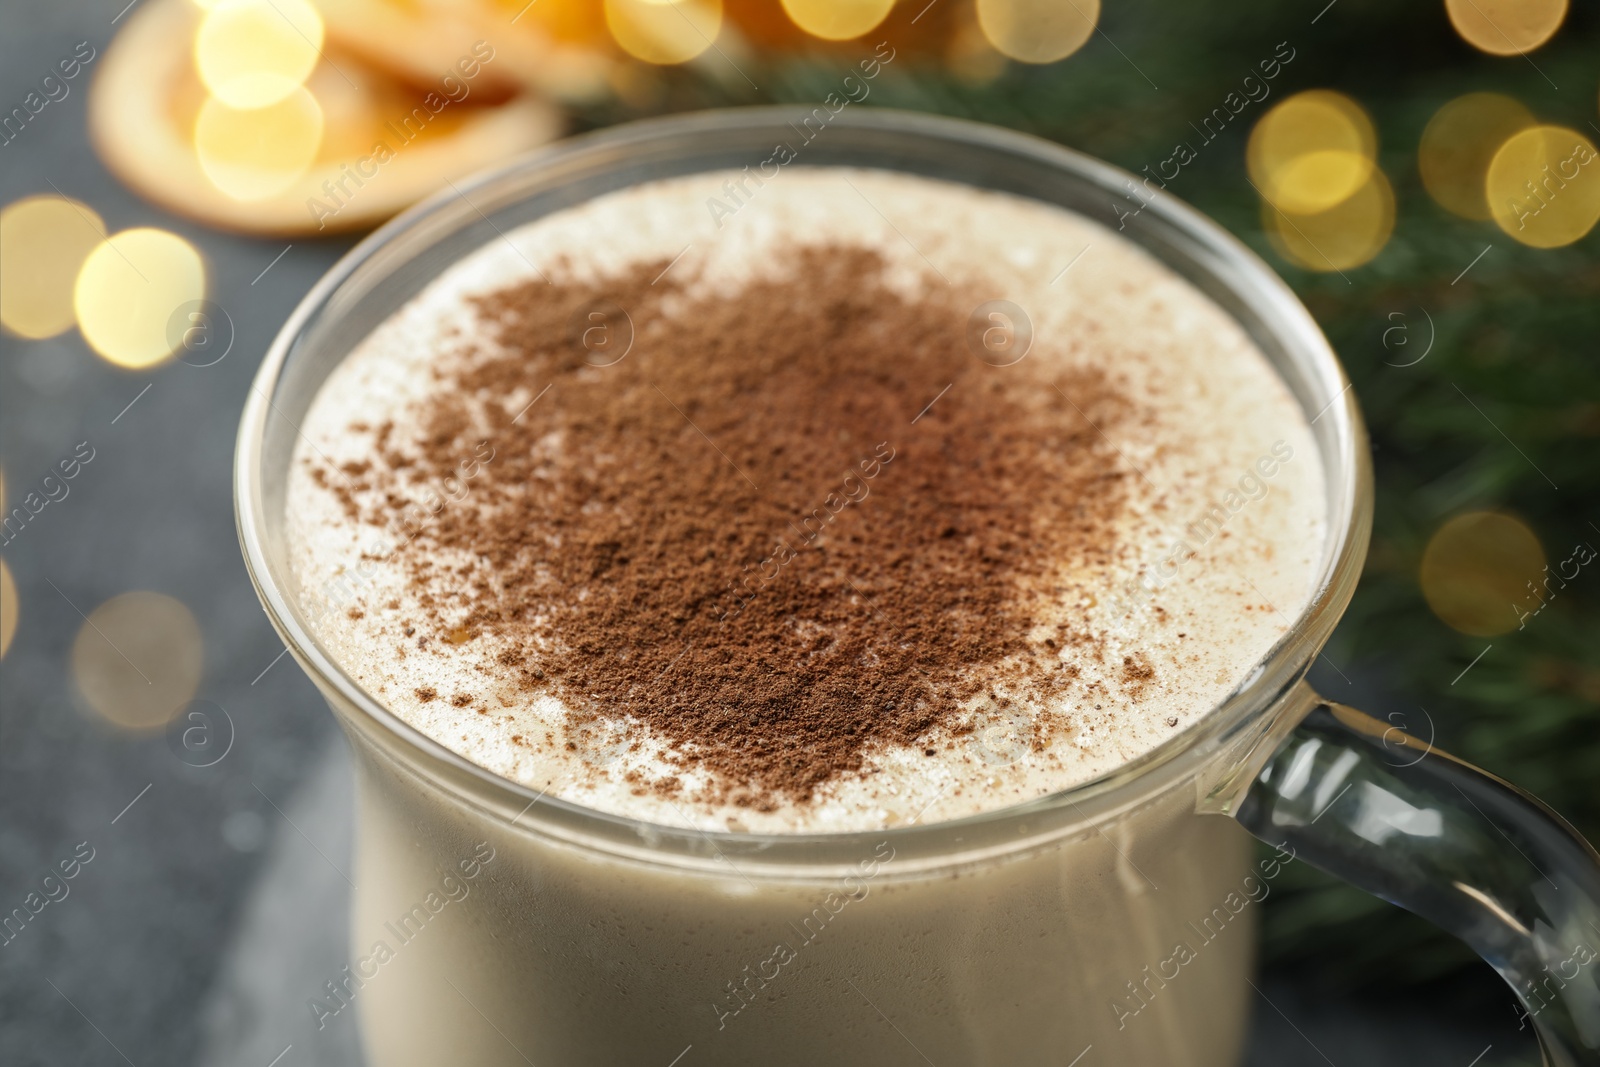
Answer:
(235, 106, 1372, 878)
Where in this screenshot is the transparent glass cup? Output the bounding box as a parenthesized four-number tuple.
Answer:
(236, 108, 1600, 1066)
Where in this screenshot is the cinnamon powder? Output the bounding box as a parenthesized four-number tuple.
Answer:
(319, 244, 1139, 805)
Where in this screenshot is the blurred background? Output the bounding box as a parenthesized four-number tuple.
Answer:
(1, 0, 1596, 1063)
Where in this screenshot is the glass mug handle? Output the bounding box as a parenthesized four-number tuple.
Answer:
(1231, 699, 1600, 1065)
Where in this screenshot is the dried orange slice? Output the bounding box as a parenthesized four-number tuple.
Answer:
(90, 0, 564, 236)
(315, 0, 614, 103)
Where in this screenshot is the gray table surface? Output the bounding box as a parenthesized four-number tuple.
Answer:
(0, 0, 1537, 1063)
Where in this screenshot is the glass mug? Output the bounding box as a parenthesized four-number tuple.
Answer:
(236, 108, 1600, 1066)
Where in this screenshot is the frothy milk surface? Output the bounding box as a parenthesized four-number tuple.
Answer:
(286, 168, 1327, 833)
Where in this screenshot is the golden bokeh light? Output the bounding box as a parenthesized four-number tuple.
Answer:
(1248, 90, 1377, 215)
(948, 19, 1007, 86)
(74, 228, 206, 369)
(1419, 92, 1535, 220)
(71, 591, 203, 731)
(604, 0, 723, 65)
(1486, 125, 1600, 248)
(780, 0, 894, 40)
(0, 558, 16, 659)
(1421, 511, 1545, 637)
(195, 0, 324, 109)
(1445, 0, 1567, 55)
(975, 0, 1099, 64)
(0, 196, 107, 340)
(1264, 166, 1394, 272)
(195, 86, 325, 201)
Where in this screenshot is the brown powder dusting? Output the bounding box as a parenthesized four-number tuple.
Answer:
(318, 244, 1142, 804)
(1121, 654, 1156, 697)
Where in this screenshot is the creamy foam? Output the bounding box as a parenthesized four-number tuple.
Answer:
(286, 168, 1327, 833)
